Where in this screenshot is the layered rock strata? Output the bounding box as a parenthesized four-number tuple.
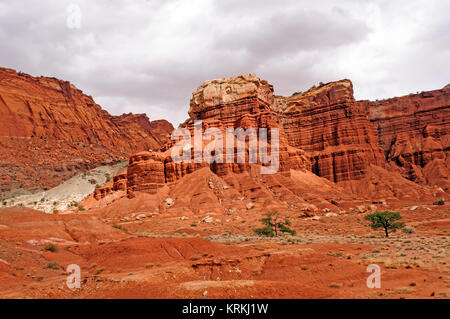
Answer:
(273, 80, 386, 182)
(0, 67, 173, 194)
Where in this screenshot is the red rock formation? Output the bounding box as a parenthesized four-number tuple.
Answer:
(83, 73, 447, 204)
(146, 74, 309, 193)
(359, 87, 450, 190)
(273, 80, 386, 182)
(126, 151, 166, 195)
(0, 67, 173, 195)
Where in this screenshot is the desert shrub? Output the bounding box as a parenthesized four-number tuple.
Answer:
(78, 205, 85, 211)
(112, 224, 128, 232)
(364, 211, 405, 238)
(44, 243, 59, 252)
(403, 226, 416, 234)
(94, 268, 104, 275)
(45, 261, 60, 270)
(433, 199, 444, 206)
(254, 212, 296, 237)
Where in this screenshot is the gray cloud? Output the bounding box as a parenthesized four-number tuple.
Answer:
(0, 0, 448, 126)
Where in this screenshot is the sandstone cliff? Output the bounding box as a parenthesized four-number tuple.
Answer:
(0, 67, 173, 195)
(97, 74, 446, 207)
(273, 80, 386, 183)
(359, 87, 450, 190)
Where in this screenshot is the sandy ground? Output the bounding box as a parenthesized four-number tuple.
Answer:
(0, 202, 448, 299)
(2, 162, 127, 213)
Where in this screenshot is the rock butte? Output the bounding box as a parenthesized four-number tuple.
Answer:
(90, 74, 448, 207)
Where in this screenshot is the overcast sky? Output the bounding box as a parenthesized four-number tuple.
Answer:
(0, 0, 448, 126)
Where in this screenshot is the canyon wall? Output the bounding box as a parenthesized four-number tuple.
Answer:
(124, 74, 309, 197)
(95, 74, 448, 202)
(272, 80, 386, 182)
(0, 67, 173, 195)
(359, 87, 450, 190)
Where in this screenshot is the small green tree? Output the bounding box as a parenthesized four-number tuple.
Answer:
(254, 212, 296, 237)
(364, 211, 405, 238)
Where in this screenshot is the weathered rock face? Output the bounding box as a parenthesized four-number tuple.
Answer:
(126, 151, 166, 195)
(167, 74, 309, 181)
(273, 80, 386, 182)
(0, 67, 173, 195)
(359, 87, 450, 190)
(103, 74, 309, 197)
(188, 73, 274, 120)
(90, 73, 448, 202)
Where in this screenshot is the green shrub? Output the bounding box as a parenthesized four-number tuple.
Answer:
(364, 211, 405, 238)
(112, 224, 128, 232)
(254, 212, 296, 237)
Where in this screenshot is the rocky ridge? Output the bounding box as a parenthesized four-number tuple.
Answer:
(0, 67, 173, 196)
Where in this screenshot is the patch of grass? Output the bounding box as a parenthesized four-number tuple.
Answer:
(394, 287, 415, 294)
(403, 226, 415, 234)
(190, 255, 201, 261)
(45, 261, 60, 270)
(329, 283, 342, 288)
(112, 224, 128, 232)
(94, 267, 104, 275)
